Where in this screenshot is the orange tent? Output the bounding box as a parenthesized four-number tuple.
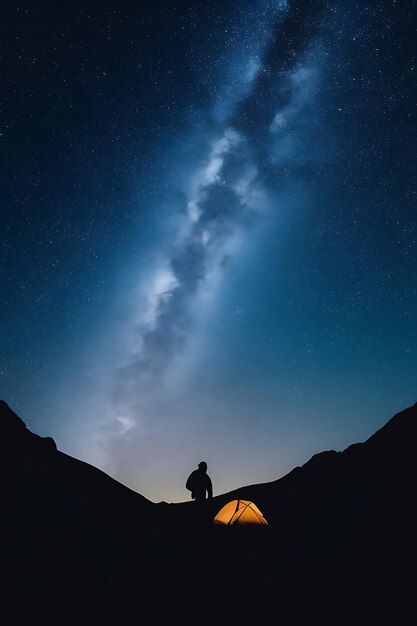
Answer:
(213, 499, 268, 525)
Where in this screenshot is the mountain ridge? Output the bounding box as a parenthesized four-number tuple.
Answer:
(1, 399, 415, 625)
(3, 399, 415, 505)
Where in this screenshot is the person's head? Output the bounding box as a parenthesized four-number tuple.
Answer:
(198, 461, 207, 472)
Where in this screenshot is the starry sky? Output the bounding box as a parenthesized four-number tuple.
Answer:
(2, 0, 416, 502)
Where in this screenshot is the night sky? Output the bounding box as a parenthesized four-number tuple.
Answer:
(2, 1, 416, 502)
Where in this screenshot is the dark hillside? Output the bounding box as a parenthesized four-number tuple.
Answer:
(1, 400, 415, 625)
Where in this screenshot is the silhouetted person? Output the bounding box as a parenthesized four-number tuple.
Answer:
(186, 461, 213, 501)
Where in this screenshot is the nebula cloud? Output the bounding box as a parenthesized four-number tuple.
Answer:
(97, 1, 327, 499)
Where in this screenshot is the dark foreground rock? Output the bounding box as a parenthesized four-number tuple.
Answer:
(0, 400, 415, 625)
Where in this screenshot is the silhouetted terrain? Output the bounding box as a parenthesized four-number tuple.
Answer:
(1, 399, 415, 625)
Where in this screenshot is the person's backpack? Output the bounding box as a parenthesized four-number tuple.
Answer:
(186, 471, 196, 493)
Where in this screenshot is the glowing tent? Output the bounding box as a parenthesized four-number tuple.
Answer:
(213, 499, 268, 526)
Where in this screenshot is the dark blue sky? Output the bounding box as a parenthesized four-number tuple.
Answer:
(2, 0, 416, 501)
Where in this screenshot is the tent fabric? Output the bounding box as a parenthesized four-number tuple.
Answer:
(213, 499, 268, 525)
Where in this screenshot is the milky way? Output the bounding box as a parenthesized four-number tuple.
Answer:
(2, 1, 416, 502)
